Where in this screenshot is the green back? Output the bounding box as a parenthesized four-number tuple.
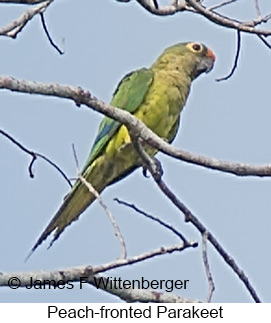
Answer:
(82, 68, 154, 171)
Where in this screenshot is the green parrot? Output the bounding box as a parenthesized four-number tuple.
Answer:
(30, 42, 215, 254)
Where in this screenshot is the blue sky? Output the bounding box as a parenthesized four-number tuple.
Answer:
(1, 0, 271, 302)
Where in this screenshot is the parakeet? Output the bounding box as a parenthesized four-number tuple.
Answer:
(30, 42, 215, 255)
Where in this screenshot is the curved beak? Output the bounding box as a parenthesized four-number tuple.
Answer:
(204, 48, 216, 73)
(195, 48, 215, 77)
(206, 48, 216, 63)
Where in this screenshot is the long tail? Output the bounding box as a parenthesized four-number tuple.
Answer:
(27, 143, 140, 259)
(26, 178, 97, 260)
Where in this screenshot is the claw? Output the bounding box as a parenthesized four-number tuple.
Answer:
(152, 157, 163, 180)
(142, 167, 149, 178)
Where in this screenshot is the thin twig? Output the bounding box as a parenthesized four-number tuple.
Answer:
(153, 0, 158, 9)
(0, 1, 46, 3)
(216, 30, 241, 81)
(208, 0, 237, 11)
(254, 0, 261, 18)
(0, 129, 72, 187)
(257, 34, 271, 50)
(135, 0, 186, 16)
(72, 145, 127, 259)
(79, 176, 127, 260)
(244, 12, 271, 28)
(202, 231, 215, 302)
(114, 198, 191, 244)
(0, 0, 52, 38)
(92, 243, 197, 274)
(40, 12, 64, 55)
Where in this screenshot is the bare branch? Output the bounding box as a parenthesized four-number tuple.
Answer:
(186, 0, 271, 36)
(216, 30, 241, 81)
(129, 0, 271, 37)
(254, 0, 261, 18)
(2, 0, 271, 46)
(0, 263, 199, 302)
(202, 232, 215, 303)
(80, 176, 127, 260)
(0, 0, 52, 38)
(0, 0, 46, 3)
(92, 243, 197, 274)
(135, 0, 186, 16)
(71, 144, 127, 259)
(243, 12, 271, 28)
(85, 274, 197, 303)
(40, 12, 64, 55)
(257, 34, 271, 49)
(114, 198, 191, 244)
(1, 242, 198, 301)
(130, 139, 261, 302)
(0, 128, 72, 187)
(1, 75, 271, 178)
(152, 0, 158, 10)
(158, 180, 261, 303)
(208, 0, 238, 11)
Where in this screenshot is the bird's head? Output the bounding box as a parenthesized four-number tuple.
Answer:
(153, 41, 216, 80)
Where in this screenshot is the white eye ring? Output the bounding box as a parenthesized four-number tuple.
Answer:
(191, 43, 202, 52)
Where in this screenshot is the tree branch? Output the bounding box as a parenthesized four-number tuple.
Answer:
(202, 232, 215, 303)
(0, 0, 47, 3)
(0, 243, 198, 302)
(0, 128, 72, 187)
(129, 0, 271, 37)
(135, 0, 186, 16)
(129, 138, 261, 302)
(70, 145, 127, 260)
(114, 198, 191, 244)
(208, 0, 237, 11)
(40, 12, 64, 54)
(216, 30, 241, 81)
(1, 75, 271, 179)
(79, 176, 127, 260)
(0, 0, 52, 38)
(186, 0, 271, 36)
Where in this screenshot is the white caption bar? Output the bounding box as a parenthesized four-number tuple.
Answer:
(1, 303, 270, 322)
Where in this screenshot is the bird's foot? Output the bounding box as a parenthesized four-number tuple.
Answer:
(142, 157, 163, 181)
(152, 157, 163, 181)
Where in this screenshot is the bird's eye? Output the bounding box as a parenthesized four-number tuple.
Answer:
(191, 43, 202, 52)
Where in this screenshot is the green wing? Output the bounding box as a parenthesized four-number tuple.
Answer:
(83, 68, 154, 170)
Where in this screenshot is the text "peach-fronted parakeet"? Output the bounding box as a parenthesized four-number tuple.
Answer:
(30, 42, 215, 254)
